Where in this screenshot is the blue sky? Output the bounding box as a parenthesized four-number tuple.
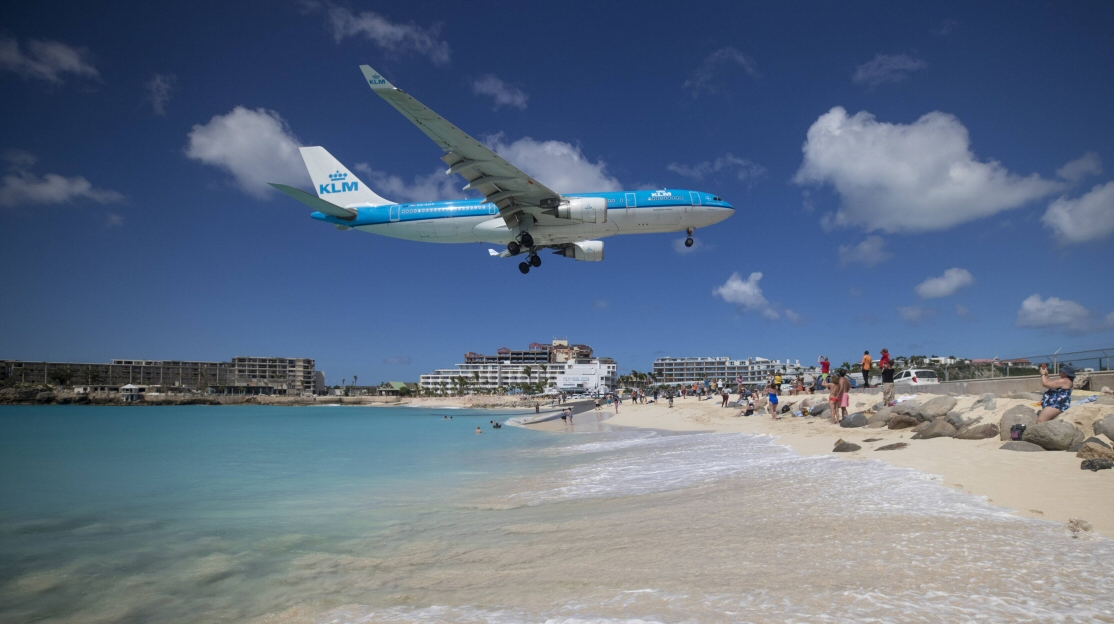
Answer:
(2, 1, 1113, 383)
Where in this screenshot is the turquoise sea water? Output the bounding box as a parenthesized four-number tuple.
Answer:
(2, 404, 1114, 623)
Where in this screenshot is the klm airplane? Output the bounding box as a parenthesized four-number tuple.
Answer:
(271, 66, 735, 274)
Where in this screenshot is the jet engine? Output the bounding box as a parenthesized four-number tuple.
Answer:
(559, 240, 605, 262)
(553, 197, 607, 223)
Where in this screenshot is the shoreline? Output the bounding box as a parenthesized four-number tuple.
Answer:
(526, 391, 1114, 539)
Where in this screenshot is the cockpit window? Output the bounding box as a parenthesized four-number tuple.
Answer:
(713, 197, 721, 201)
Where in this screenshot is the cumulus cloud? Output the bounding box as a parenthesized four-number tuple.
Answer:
(185, 107, 308, 199)
(383, 356, 412, 365)
(0, 149, 124, 207)
(795, 107, 1062, 233)
(105, 212, 124, 227)
(1056, 152, 1102, 182)
(1042, 181, 1114, 244)
(1016, 294, 1112, 333)
(897, 305, 938, 326)
(915, 268, 975, 299)
(684, 47, 759, 96)
(353, 163, 465, 203)
(852, 54, 927, 87)
(472, 75, 527, 110)
(713, 272, 780, 320)
(838, 235, 891, 267)
(144, 73, 176, 116)
(324, 6, 450, 65)
(667, 153, 767, 186)
(0, 36, 99, 84)
(485, 134, 622, 193)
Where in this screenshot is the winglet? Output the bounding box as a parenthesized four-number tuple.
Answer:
(360, 65, 396, 92)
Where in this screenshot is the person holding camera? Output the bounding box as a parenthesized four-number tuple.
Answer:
(1038, 364, 1074, 423)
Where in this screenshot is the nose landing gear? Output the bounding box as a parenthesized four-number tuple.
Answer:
(685, 227, 695, 248)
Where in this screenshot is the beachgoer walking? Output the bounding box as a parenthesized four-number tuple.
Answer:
(880, 349, 894, 406)
(668, 390, 674, 408)
(1038, 364, 1074, 422)
(614, 396, 619, 414)
(767, 382, 780, 420)
(594, 397, 601, 411)
(721, 388, 730, 407)
(838, 370, 851, 419)
(860, 351, 873, 388)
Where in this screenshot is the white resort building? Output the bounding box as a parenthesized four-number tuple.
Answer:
(652, 356, 821, 386)
(419, 339, 617, 394)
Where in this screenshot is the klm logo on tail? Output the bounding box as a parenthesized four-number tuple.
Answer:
(320, 171, 358, 194)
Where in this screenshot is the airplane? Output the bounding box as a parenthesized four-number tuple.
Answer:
(270, 65, 735, 274)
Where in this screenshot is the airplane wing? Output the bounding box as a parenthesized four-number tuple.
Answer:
(359, 65, 560, 228)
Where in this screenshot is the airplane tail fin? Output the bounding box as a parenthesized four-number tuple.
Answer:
(299, 146, 393, 206)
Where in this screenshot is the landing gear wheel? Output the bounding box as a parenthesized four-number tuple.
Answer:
(529, 254, 542, 268)
(518, 262, 531, 274)
(519, 232, 534, 248)
(508, 241, 520, 255)
(685, 238, 694, 248)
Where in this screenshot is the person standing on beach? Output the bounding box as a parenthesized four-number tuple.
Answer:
(614, 396, 620, 414)
(860, 351, 873, 388)
(668, 389, 674, 408)
(879, 349, 895, 407)
(826, 373, 841, 424)
(838, 370, 851, 419)
(819, 356, 830, 379)
(766, 382, 780, 420)
(595, 397, 601, 411)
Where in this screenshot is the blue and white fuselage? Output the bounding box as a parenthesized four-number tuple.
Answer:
(310, 190, 733, 246)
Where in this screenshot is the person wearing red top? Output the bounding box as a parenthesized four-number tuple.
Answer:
(819, 356, 830, 377)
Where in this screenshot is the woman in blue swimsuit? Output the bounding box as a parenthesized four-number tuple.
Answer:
(766, 382, 780, 420)
(1038, 364, 1074, 423)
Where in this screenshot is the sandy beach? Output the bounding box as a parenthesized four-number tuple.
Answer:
(530, 390, 1114, 538)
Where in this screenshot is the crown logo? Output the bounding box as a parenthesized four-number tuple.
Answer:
(328, 171, 348, 181)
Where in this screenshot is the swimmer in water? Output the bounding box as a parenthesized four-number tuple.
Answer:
(475, 426, 482, 434)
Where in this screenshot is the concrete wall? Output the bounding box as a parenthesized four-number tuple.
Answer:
(908, 370, 1114, 396)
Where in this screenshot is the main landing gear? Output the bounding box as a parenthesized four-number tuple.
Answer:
(685, 227, 694, 248)
(511, 231, 541, 274)
(518, 253, 542, 274)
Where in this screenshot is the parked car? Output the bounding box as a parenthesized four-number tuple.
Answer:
(894, 369, 940, 386)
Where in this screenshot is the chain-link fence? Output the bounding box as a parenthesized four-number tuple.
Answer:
(942, 347, 1113, 381)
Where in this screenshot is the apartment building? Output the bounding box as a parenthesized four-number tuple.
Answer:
(652, 356, 820, 386)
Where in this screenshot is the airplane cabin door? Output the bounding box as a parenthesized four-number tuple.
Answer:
(688, 192, 701, 213)
(390, 205, 401, 221)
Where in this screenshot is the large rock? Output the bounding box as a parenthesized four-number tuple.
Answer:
(1094, 395, 1114, 406)
(943, 411, 967, 430)
(920, 396, 958, 420)
(888, 414, 918, 430)
(972, 393, 997, 411)
(833, 439, 861, 452)
(912, 419, 957, 440)
(1000, 441, 1045, 452)
(1094, 415, 1114, 441)
(34, 391, 56, 403)
(999, 405, 1038, 441)
(912, 420, 932, 433)
(1073, 373, 1090, 390)
(1007, 391, 1044, 401)
(866, 421, 887, 428)
(811, 404, 829, 417)
(893, 401, 922, 417)
(867, 407, 894, 425)
(1067, 427, 1085, 452)
(956, 423, 999, 440)
(1076, 442, 1114, 461)
(1023, 419, 1082, 451)
(1081, 458, 1113, 472)
(840, 412, 868, 428)
(876, 442, 909, 451)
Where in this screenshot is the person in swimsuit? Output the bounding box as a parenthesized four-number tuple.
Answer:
(838, 370, 852, 419)
(826, 372, 842, 425)
(1038, 364, 1074, 422)
(767, 382, 780, 420)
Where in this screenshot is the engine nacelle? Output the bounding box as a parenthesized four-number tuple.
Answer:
(561, 240, 605, 262)
(555, 197, 607, 223)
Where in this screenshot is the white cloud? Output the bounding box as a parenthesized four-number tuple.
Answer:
(852, 54, 927, 87)
(897, 305, 938, 326)
(0, 36, 99, 84)
(795, 107, 1062, 233)
(1056, 152, 1102, 182)
(1016, 294, 1109, 333)
(353, 163, 464, 203)
(713, 272, 779, 320)
(1042, 181, 1114, 244)
(144, 73, 176, 116)
(955, 304, 971, 318)
(838, 235, 891, 267)
(915, 268, 975, 299)
(106, 212, 124, 227)
(485, 135, 622, 193)
(472, 75, 527, 110)
(684, 47, 759, 96)
(667, 153, 767, 186)
(184, 107, 308, 199)
(0, 149, 123, 207)
(784, 309, 806, 325)
(324, 6, 450, 65)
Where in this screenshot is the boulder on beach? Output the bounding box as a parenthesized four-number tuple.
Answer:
(972, 393, 997, 411)
(1000, 441, 1045, 452)
(833, 439, 861, 452)
(1094, 415, 1114, 441)
(1000, 405, 1038, 441)
(34, 391, 56, 403)
(912, 420, 932, 433)
(1076, 442, 1114, 461)
(888, 414, 918, 430)
(944, 411, 967, 430)
(1101, 386, 1112, 395)
(1081, 458, 1113, 472)
(866, 421, 887, 428)
(956, 423, 999, 440)
(840, 412, 868, 428)
(912, 419, 957, 440)
(893, 401, 922, 417)
(1072, 373, 1090, 390)
(867, 407, 894, 425)
(1023, 419, 1083, 451)
(876, 442, 909, 451)
(920, 396, 958, 420)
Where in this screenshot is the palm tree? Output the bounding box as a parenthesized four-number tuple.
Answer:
(523, 366, 533, 393)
